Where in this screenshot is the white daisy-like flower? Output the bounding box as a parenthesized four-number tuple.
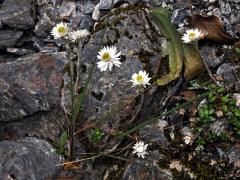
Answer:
(130, 70, 151, 88)
(51, 22, 69, 39)
(97, 46, 121, 71)
(181, 29, 202, 44)
(69, 29, 90, 42)
(133, 141, 148, 158)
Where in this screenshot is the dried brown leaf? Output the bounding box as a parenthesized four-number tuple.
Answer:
(188, 14, 235, 43)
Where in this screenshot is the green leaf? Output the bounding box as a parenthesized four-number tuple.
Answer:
(60, 132, 68, 146)
(221, 96, 229, 103)
(234, 109, 240, 117)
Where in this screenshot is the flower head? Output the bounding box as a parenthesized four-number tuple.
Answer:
(133, 141, 148, 158)
(69, 29, 90, 42)
(181, 29, 202, 43)
(130, 70, 151, 88)
(97, 46, 121, 71)
(51, 22, 69, 39)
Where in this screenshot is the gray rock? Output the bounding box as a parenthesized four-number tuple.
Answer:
(0, 137, 63, 180)
(228, 5, 240, 24)
(0, 52, 67, 105)
(0, 84, 50, 122)
(171, 8, 188, 26)
(6, 48, 36, 56)
(92, 3, 101, 21)
(226, 145, 240, 168)
(126, 0, 141, 4)
(216, 63, 240, 91)
(57, 0, 77, 18)
(220, 1, 232, 15)
(79, 15, 94, 30)
(71, 7, 176, 150)
(34, 14, 53, 38)
(0, 0, 35, 29)
(0, 30, 23, 49)
(99, 0, 121, 10)
(0, 52, 67, 140)
(122, 160, 172, 180)
(199, 46, 224, 68)
(139, 125, 169, 147)
(77, 0, 95, 15)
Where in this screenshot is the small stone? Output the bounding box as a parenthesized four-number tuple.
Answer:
(99, 0, 121, 10)
(7, 48, 35, 56)
(122, 160, 172, 180)
(171, 8, 188, 26)
(199, 46, 224, 68)
(220, 1, 231, 15)
(92, 3, 101, 21)
(34, 14, 53, 38)
(0, 137, 63, 179)
(0, 30, 23, 49)
(79, 15, 94, 30)
(58, 0, 77, 17)
(216, 63, 240, 90)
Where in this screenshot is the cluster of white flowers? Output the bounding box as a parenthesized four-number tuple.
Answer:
(51, 22, 90, 42)
(181, 29, 203, 44)
(97, 46, 151, 88)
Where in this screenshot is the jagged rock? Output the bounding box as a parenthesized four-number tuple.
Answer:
(0, 84, 50, 122)
(0, 137, 63, 180)
(0, 52, 67, 140)
(63, 7, 178, 151)
(0, 30, 23, 49)
(122, 160, 172, 180)
(34, 14, 53, 38)
(0, 52, 67, 105)
(0, 0, 35, 29)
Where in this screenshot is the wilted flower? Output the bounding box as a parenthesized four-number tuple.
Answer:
(69, 29, 90, 42)
(133, 141, 148, 158)
(97, 46, 121, 71)
(130, 70, 151, 88)
(181, 29, 202, 43)
(51, 22, 69, 39)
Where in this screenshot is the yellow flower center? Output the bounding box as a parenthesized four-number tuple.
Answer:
(58, 26, 66, 33)
(189, 32, 196, 40)
(102, 52, 111, 61)
(136, 75, 143, 82)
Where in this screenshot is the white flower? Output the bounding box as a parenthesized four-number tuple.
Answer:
(51, 22, 69, 39)
(69, 29, 90, 42)
(133, 141, 148, 158)
(181, 29, 202, 43)
(234, 94, 240, 108)
(97, 46, 121, 71)
(130, 71, 151, 88)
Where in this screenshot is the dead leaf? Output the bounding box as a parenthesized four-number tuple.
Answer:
(179, 90, 196, 101)
(188, 14, 235, 44)
(63, 161, 81, 171)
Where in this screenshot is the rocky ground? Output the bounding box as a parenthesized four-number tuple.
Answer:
(0, 0, 240, 179)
